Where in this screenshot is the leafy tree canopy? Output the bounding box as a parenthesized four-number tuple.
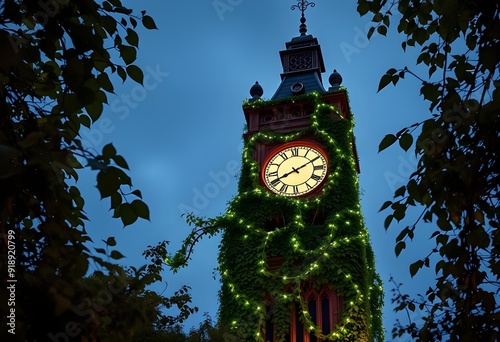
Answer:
(357, 0, 499, 340)
(0, 0, 196, 340)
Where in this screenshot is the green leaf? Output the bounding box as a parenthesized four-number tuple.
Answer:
(126, 65, 144, 85)
(436, 234, 449, 245)
(103, 143, 117, 158)
(399, 133, 413, 151)
(440, 238, 460, 258)
(393, 203, 406, 221)
(94, 248, 106, 255)
(110, 250, 125, 259)
(85, 100, 103, 122)
(377, 25, 387, 36)
(119, 202, 138, 226)
(114, 167, 132, 186)
(467, 226, 490, 249)
(102, 1, 112, 11)
(429, 64, 437, 77)
(397, 18, 408, 33)
(373, 12, 383, 22)
(379, 134, 397, 152)
(112, 155, 129, 169)
(391, 75, 399, 85)
(79, 114, 91, 128)
(142, 15, 158, 29)
(125, 28, 139, 47)
(120, 45, 137, 65)
(406, 179, 420, 201)
(97, 73, 114, 93)
(413, 28, 428, 45)
(379, 200, 393, 212)
(378, 74, 393, 92)
(387, 68, 397, 75)
(96, 168, 122, 198)
(383, 15, 390, 27)
(420, 83, 439, 103)
(367, 26, 375, 40)
(465, 32, 477, 50)
(132, 199, 150, 220)
(132, 189, 143, 199)
(110, 192, 122, 209)
(394, 186, 406, 197)
(384, 214, 394, 229)
(117, 66, 127, 82)
(396, 227, 409, 242)
(357, 2, 370, 16)
(435, 260, 445, 273)
(437, 215, 452, 231)
(410, 260, 424, 277)
(100, 15, 117, 35)
(479, 46, 498, 72)
(105, 236, 117, 247)
(130, 17, 138, 28)
(395, 241, 406, 257)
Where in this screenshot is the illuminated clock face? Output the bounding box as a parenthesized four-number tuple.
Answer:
(262, 142, 328, 197)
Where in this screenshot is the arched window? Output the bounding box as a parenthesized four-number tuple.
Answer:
(290, 284, 343, 342)
(264, 284, 343, 342)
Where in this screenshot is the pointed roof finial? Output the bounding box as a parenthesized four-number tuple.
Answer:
(291, 0, 315, 36)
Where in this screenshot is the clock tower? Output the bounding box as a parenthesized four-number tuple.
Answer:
(218, 2, 383, 341)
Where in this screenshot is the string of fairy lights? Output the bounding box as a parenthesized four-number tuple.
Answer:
(168, 90, 383, 341)
(217, 91, 383, 341)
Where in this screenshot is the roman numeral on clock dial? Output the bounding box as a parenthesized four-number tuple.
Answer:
(311, 174, 322, 181)
(280, 184, 288, 193)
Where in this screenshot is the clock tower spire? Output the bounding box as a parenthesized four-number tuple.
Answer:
(218, 3, 384, 341)
(272, 1, 326, 100)
(291, 0, 315, 36)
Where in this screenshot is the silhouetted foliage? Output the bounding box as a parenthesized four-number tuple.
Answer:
(0, 1, 196, 340)
(358, 0, 500, 340)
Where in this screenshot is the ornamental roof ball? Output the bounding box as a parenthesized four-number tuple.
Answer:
(250, 81, 264, 100)
(329, 69, 343, 90)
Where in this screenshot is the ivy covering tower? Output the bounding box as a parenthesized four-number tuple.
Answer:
(170, 2, 383, 341)
(215, 2, 384, 341)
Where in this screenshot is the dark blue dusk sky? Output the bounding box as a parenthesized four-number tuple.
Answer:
(78, 1, 435, 338)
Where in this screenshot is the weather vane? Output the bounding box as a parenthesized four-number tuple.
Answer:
(291, 0, 315, 36)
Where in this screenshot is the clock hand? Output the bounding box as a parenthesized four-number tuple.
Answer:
(270, 155, 322, 184)
(274, 157, 320, 181)
(293, 156, 320, 173)
(277, 170, 293, 180)
(274, 165, 300, 181)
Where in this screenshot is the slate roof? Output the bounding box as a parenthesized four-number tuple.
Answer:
(271, 33, 327, 100)
(271, 71, 325, 99)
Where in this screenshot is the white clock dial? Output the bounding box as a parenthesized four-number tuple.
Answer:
(262, 142, 328, 197)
